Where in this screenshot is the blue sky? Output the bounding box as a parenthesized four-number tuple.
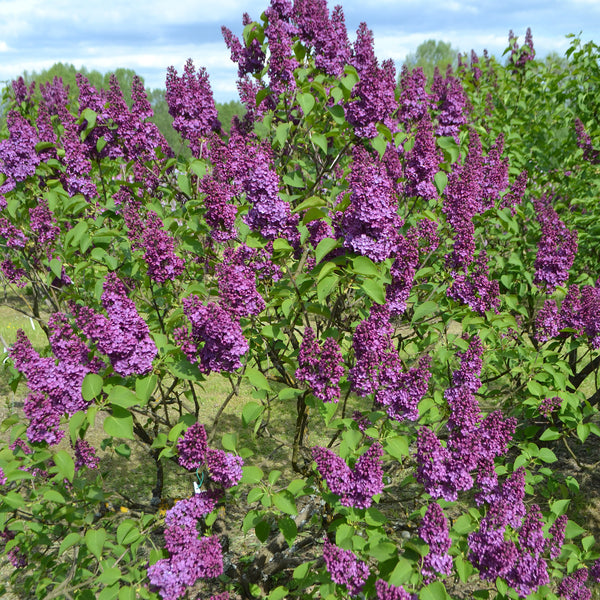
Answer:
(0, 0, 598, 102)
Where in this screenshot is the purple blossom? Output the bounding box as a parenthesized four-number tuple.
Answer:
(12, 76, 35, 105)
(0, 218, 27, 249)
(296, 327, 344, 403)
(339, 146, 402, 261)
(589, 559, 600, 583)
(222, 24, 266, 78)
(558, 569, 592, 600)
(39, 77, 70, 115)
(0, 468, 5, 486)
(0, 259, 26, 287)
(75, 274, 157, 377)
(533, 196, 578, 293)
(73, 439, 100, 470)
(404, 114, 442, 201)
(198, 175, 238, 242)
(216, 247, 266, 318)
(430, 68, 469, 140)
(0, 111, 40, 193)
(322, 537, 369, 596)
(539, 396, 562, 419)
(398, 66, 431, 126)
(575, 118, 599, 164)
(141, 212, 185, 284)
(180, 296, 249, 374)
(375, 579, 413, 600)
(205, 448, 243, 488)
(313, 443, 383, 509)
(165, 59, 220, 157)
(419, 502, 452, 581)
(177, 423, 208, 471)
(535, 299, 560, 343)
(29, 199, 60, 251)
(294, 1, 350, 77)
(346, 23, 397, 138)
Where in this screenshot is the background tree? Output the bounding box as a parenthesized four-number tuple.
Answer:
(403, 39, 460, 79)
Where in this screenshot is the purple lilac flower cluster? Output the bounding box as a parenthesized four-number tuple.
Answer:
(75, 273, 157, 376)
(73, 439, 100, 470)
(430, 67, 469, 141)
(509, 28, 535, 68)
(216, 246, 266, 319)
(403, 114, 442, 201)
(165, 59, 220, 157)
(178, 296, 249, 374)
(535, 281, 600, 348)
(322, 537, 370, 596)
(416, 335, 516, 501)
(293, 0, 350, 77)
(29, 199, 60, 253)
(222, 22, 266, 79)
(447, 251, 500, 315)
(539, 396, 562, 419)
(141, 212, 185, 284)
(398, 66, 430, 126)
(147, 495, 224, 600)
(419, 502, 452, 581)
(574, 118, 599, 164)
(0, 111, 40, 194)
(533, 196, 578, 293)
(295, 327, 344, 402)
(375, 579, 413, 600)
(351, 304, 431, 421)
(346, 23, 397, 138)
(468, 469, 565, 598)
(312, 443, 383, 509)
(9, 314, 101, 445)
(12, 76, 36, 106)
(339, 146, 402, 261)
(558, 569, 592, 600)
(177, 422, 243, 488)
(198, 174, 238, 242)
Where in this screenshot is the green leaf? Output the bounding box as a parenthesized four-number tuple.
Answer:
(59, 532, 81, 556)
(247, 487, 264, 503)
(315, 237, 338, 264)
(117, 521, 141, 545)
(388, 557, 413, 586)
(328, 104, 345, 124)
(53, 450, 75, 482)
(436, 136, 459, 164)
(108, 385, 138, 409)
(221, 433, 238, 452)
(69, 411, 87, 444)
(255, 519, 271, 542)
(539, 427, 560, 441)
(136, 374, 157, 404)
(352, 256, 379, 277)
(278, 516, 297, 547)
(98, 567, 122, 585)
(434, 171, 448, 195)
(273, 490, 297, 515)
(360, 278, 386, 304)
(384, 436, 409, 460)
(312, 133, 328, 154)
(537, 448, 557, 463)
(241, 466, 264, 484)
(242, 402, 264, 427)
(245, 368, 271, 391)
(103, 407, 134, 440)
(85, 528, 106, 561)
(371, 134, 387, 159)
(177, 173, 191, 197)
(317, 275, 338, 304)
(565, 519, 586, 538)
(298, 92, 316, 115)
(294, 196, 327, 213)
(368, 541, 396, 561)
(43, 489, 66, 504)
(276, 122, 291, 148)
(412, 301, 438, 323)
(49, 257, 63, 279)
(118, 587, 136, 600)
(550, 499, 570, 516)
(267, 587, 289, 600)
(420, 580, 450, 600)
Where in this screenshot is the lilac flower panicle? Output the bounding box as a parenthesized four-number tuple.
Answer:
(313, 443, 383, 509)
(177, 423, 208, 471)
(181, 296, 249, 374)
(398, 66, 430, 125)
(165, 59, 220, 157)
(535, 299, 560, 343)
(539, 396, 562, 419)
(76, 273, 157, 376)
(419, 502, 453, 581)
(404, 114, 442, 201)
(0, 468, 6, 486)
(322, 537, 369, 596)
(205, 448, 243, 488)
(73, 439, 100, 470)
(375, 579, 412, 600)
(296, 327, 344, 403)
(339, 146, 402, 262)
(141, 212, 185, 284)
(546, 515, 567, 560)
(0, 111, 40, 193)
(558, 569, 592, 600)
(533, 196, 578, 293)
(575, 118, 600, 164)
(589, 559, 600, 583)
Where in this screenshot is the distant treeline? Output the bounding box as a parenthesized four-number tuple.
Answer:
(1, 62, 246, 155)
